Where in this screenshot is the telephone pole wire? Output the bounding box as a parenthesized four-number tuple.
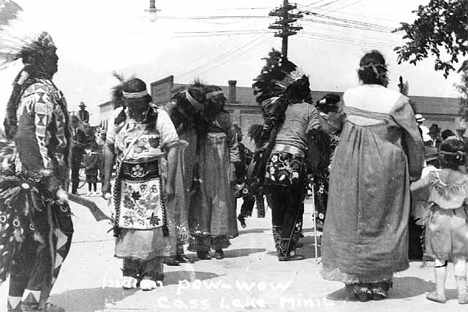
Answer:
(268, 0, 303, 58)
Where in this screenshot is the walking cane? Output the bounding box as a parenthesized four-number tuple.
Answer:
(310, 183, 320, 263)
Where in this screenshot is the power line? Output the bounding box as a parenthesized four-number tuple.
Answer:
(312, 8, 401, 23)
(313, 0, 344, 9)
(302, 17, 393, 33)
(300, 30, 396, 48)
(186, 34, 272, 81)
(170, 31, 272, 38)
(297, 33, 395, 49)
(215, 7, 271, 11)
(299, 30, 396, 48)
(131, 29, 272, 36)
(301, 23, 400, 46)
(155, 15, 272, 20)
(323, 0, 365, 13)
(300, 0, 329, 8)
(304, 11, 395, 31)
(176, 34, 268, 80)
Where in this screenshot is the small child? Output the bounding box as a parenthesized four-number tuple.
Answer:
(410, 138, 468, 304)
(83, 143, 100, 196)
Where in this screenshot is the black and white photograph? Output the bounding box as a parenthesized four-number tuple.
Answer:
(0, 0, 467, 311)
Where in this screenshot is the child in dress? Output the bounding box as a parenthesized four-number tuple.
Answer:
(410, 138, 468, 304)
(83, 142, 100, 196)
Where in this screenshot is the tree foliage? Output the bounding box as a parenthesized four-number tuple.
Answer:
(457, 61, 468, 119)
(394, 0, 468, 78)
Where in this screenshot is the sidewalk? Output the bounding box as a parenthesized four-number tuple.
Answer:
(1, 196, 467, 312)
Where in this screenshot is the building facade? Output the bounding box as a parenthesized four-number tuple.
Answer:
(98, 78, 461, 150)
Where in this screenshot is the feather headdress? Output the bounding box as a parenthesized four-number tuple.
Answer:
(1, 1, 59, 140)
(0, 0, 55, 69)
(250, 49, 310, 146)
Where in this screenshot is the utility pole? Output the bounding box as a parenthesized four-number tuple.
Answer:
(268, 0, 303, 58)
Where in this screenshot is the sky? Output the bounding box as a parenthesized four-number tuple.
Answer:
(0, 0, 464, 125)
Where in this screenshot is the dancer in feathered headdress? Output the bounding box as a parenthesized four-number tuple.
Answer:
(250, 49, 319, 261)
(0, 2, 72, 311)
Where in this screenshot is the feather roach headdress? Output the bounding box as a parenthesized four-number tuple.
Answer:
(250, 49, 310, 147)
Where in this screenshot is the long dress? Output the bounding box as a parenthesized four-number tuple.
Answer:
(321, 85, 424, 284)
(107, 107, 179, 280)
(188, 111, 239, 251)
(163, 102, 199, 251)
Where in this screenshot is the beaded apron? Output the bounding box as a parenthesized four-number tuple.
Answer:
(112, 157, 166, 230)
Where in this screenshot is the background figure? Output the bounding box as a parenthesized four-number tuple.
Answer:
(455, 122, 468, 173)
(188, 83, 240, 260)
(70, 115, 87, 194)
(307, 93, 342, 230)
(81, 121, 96, 146)
(441, 129, 455, 141)
(410, 138, 468, 304)
(97, 130, 107, 194)
(78, 101, 90, 123)
(409, 146, 440, 261)
(428, 124, 442, 149)
(232, 124, 256, 228)
(0, 31, 73, 312)
(321, 50, 424, 301)
(102, 77, 179, 291)
(416, 114, 431, 144)
(83, 142, 100, 196)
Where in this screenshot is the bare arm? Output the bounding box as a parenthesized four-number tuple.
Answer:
(410, 174, 432, 192)
(164, 144, 178, 201)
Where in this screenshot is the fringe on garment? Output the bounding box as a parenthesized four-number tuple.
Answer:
(320, 265, 407, 285)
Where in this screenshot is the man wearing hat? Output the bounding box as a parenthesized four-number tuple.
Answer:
(415, 114, 431, 144)
(428, 124, 442, 149)
(78, 101, 90, 123)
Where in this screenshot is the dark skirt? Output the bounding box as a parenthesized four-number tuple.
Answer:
(86, 174, 98, 184)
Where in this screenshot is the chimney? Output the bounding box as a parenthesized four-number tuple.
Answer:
(228, 80, 237, 103)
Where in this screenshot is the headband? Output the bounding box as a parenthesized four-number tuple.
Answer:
(359, 62, 388, 81)
(184, 90, 204, 110)
(122, 90, 148, 99)
(206, 90, 224, 100)
(440, 150, 466, 161)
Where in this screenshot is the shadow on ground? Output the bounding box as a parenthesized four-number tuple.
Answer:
(51, 287, 137, 312)
(224, 248, 266, 258)
(326, 276, 435, 301)
(238, 228, 270, 234)
(51, 271, 221, 311)
(265, 241, 321, 260)
(189, 248, 267, 262)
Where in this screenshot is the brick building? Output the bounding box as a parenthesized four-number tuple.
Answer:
(99, 79, 461, 151)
